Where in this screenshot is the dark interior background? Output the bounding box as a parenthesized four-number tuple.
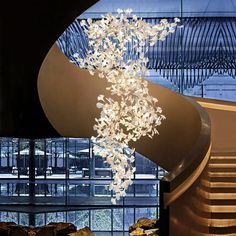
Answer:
(0, 0, 98, 138)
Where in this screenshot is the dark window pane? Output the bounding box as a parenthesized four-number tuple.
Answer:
(135, 153, 157, 179)
(135, 183, 157, 197)
(69, 138, 90, 179)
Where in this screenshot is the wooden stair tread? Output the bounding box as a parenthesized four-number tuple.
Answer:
(209, 193, 236, 200)
(209, 172, 236, 177)
(203, 181, 236, 188)
(211, 182, 236, 188)
(211, 156, 236, 160)
(210, 219, 236, 228)
(209, 163, 236, 168)
(210, 205, 236, 213)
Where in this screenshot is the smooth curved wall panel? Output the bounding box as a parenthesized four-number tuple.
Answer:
(206, 109, 236, 153)
(194, 98, 236, 153)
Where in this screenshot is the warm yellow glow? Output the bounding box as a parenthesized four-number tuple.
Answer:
(197, 101, 236, 112)
(164, 143, 212, 208)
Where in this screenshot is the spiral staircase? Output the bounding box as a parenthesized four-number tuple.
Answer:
(37, 43, 236, 236)
(1, 0, 236, 235)
(208, 154, 236, 234)
(158, 98, 236, 236)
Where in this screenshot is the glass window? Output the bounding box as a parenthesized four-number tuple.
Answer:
(15, 183, 29, 196)
(0, 138, 28, 179)
(68, 138, 90, 179)
(46, 183, 66, 197)
(68, 210, 89, 229)
(0, 212, 18, 223)
(19, 213, 29, 226)
(94, 184, 111, 197)
(135, 183, 157, 197)
(18, 139, 30, 179)
(35, 183, 48, 196)
(113, 208, 123, 231)
(135, 153, 157, 179)
(0, 183, 17, 196)
(93, 155, 112, 179)
(47, 138, 66, 179)
(124, 184, 134, 197)
(124, 208, 134, 231)
(35, 213, 45, 226)
(0, 137, 165, 218)
(135, 208, 157, 222)
(46, 212, 66, 224)
(91, 209, 111, 231)
(68, 184, 90, 197)
(34, 140, 48, 179)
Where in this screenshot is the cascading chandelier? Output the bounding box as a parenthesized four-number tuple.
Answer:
(72, 9, 179, 204)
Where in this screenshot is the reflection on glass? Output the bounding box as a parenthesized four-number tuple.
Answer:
(0, 207, 158, 233)
(68, 138, 90, 179)
(20, 213, 29, 226)
(0, 212, 18, 223)
(91, 209, 112, 231)
(68, 210, 89, 229)
(124, 208, 134, 231)
(36, 213, 45, 227)
(17, 139, 30, 179)
(93, 154, 112, 179)
(135, 208, 157, 222)
(135, 153, 157, 179)
(135, 184, 157, 197)
(15, 183, 29, 196)
(46, 212, 66, 224)
(125, 185, 134, 197)
(46, 184, 65, 197)
(68, 184, 90, 197)
(113, 208, 123, 231)
(0, 138, 29, 179)
(94, 184, 111, 197)
(0, 137, 165, 212)
(47, 138, 66, 179)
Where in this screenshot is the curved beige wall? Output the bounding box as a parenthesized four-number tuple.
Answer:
(38, 44, 203, 171)
(195, 98, 236, 153)
(209, 109, 236, 153)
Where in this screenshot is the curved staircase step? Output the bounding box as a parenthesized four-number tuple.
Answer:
(210, 219, 236, 228)
(209, 193, 236, 200)
(209, 164, 236, 169)
(210, 205, 236, 213)
(209, 172, 236, 178)
(210, 182, 236, 188)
